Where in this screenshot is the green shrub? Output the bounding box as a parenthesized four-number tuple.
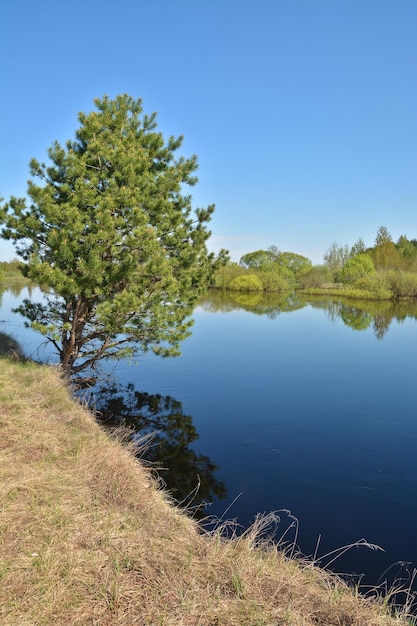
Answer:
(212, 262, 246, 289)
(258, 271, 288, 292)
(384, 271, 417, 297)
(229, 274, 263, 292)
(274, 265, 295, 280)
(300, 265, 333, 288)
(354, 274, 392, 299)
(339, 254, 375, 284)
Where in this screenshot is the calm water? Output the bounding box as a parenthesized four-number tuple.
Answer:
(2, 285, 417, 593)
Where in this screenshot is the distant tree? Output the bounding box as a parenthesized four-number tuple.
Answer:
(373, 226, 398, 270)
(299, 264, 333, 288)
(239, 248, 279, 271)
(258, 270, 288, 292)
(229, 274, 263, 292)
(268, 244, 281, 257)
(375, 225, 392, 247)
(323, 242, 350, 271)
(339, 253, 375, 284)
(239, 246, 311, 280)
(349, 237, 366, 258)
(396, 235, 417, 261)
(277, 252, 312, 276)
(0, 95, 226, 384)
(385, 271, 417, 298)
(212, 261, 245, 290)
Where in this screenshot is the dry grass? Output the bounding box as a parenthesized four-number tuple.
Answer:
(0, 356, 415, 625)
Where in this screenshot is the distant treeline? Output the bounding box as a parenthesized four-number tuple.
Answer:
(0, 260, 29, 282)
(212, 227, 417, 299)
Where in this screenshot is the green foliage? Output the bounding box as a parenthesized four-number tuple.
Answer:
(0, 94, 225, 383)
(339, 253, 375, 284)
(258, 271, 288, 292)
(201, 289, 305, 316)
(239, 248, 279, 271)
(299, 265, 333, 288)
(339, 305, 373, 331)
(354, 274, 393, 299)
(395, 235, 417, 271)
(239, 247, 311, 280)
(229, 273, 263, 292)
(0, 260, 27, 280)
(384, 271, 417, 298)
(396, 235, 416, 258)
(212, 262, 245, 289)
(277, 251, 312, 276)
(213, 254, 297, 293)
(371, 226, 399, 270)
(372, 242, 402, 270)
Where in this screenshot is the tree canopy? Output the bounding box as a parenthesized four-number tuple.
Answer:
(323, 242, 350, 271)
(0, 95, 226, 384)
(239, 248, 279, 271)
(239, 246, 311, 278)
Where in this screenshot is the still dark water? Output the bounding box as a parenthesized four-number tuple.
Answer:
(2, 285, 417, 595)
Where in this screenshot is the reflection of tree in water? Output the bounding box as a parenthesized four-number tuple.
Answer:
(339, 305, 373, 331)
(0, 282, 35, 299)
(0, 331, 23, 356)
(373, 314, 391, 340)
(92, 383, 226, 517)
(9, 283, 35, 298)
(200, 289, 306, 319)
(201, 290, 417, 337)
(306, 295, 417, 339)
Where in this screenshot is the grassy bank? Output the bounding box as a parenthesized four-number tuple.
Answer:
(0, 356, 414, 625)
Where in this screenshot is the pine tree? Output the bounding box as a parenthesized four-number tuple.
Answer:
(0, 95, 226, 384)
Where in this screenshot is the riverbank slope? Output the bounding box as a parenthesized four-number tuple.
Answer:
(0, 356, 413, 625)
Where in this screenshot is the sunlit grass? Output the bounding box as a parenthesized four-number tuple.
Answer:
(299, 286, 390, 300)
(0, 353, 415, 625)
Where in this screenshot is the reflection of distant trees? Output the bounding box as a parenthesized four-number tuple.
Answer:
(373, 314, 391, 340)
(0, 282, 34, 298)
(200, 289, 306, 319)
(306, 295, 417, 339)
(339, 305, 373, 331)
(91, 383, 226, 517)
(201, 291, 417, 339)
(13, 283, 36, 298)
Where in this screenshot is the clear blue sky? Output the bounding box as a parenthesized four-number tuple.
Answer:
(1, 0, 416, 264)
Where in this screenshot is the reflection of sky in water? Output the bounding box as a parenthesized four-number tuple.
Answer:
(2, 287, 417, 589)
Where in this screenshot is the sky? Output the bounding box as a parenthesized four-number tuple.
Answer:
(1, 0, 416, 264)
